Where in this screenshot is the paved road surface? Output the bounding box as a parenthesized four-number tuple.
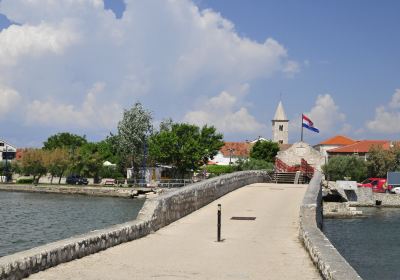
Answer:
(28, 183, 321, 280)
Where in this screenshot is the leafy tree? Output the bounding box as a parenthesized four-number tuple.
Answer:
(149, 122, 224, 177)
(199, 125, 224, 165)
(44, 148, 70, 184)
(117, 102, 153, 175)
(250, 140, 280, 162)
(74, 143, 103, 181)
(43, 132, 87, 150)
(322, 156, 367, 182)
(19, 149, 47, 183)
(0, 161, 14, 182)
(236, 158, 274, 171)
(367, 144, 400, 177)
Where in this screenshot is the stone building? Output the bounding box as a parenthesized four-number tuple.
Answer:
(271, 101, 289, 145)
(276, 141, 325, 171)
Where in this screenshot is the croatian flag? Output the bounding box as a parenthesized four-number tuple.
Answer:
(302, 114, 319, 133)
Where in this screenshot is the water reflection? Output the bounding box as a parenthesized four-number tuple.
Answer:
(324, 207, 400, 280)
(0, 191, 144, 257)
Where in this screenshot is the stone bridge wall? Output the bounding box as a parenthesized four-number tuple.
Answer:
(299, 172, 362, 280)
(0, 171, 268, 280)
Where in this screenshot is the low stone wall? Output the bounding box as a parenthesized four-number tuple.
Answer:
(0, 170, 267, 280)
(337, 186, 400, 207)
(299, 172, 362, 280)
(0, 184, 138, 198)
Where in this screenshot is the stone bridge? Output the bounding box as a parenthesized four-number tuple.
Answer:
(0, 171, 361, 280)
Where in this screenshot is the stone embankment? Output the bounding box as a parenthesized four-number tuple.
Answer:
(0, 171, 267, 280)
(325, 182, 400, 210)
(299, 172, 362, 280)
(0, 184, 156, 198)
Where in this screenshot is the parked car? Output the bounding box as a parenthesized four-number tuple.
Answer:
(391, 187, 400, 194)
(358, 178, 392, 193)
(66, 175, 89, 185)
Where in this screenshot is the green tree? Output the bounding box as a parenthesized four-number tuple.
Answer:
(74, 143, 103, 181)
(117, 102, 153, 175)
(19, 149, 47, 183)
(199, 125, 224, 165)
(249, 140, 280, 162)
(367, 144, 400, 177)
(44, 148, 70, 184)
(322, 156, 367, 182)
(43, 132, 87, 150)
(149, 122, 224, 177)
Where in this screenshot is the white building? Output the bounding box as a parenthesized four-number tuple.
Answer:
(313, 135, 357, 160)
(272, 101, 289, 145)
(0, 139, 17, 160)
(211, 142, 252, 165)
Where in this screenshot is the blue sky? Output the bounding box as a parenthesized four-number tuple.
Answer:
(0, 0, 399, 147)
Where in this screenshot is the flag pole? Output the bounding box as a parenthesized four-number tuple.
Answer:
(301, 113, 304, 142)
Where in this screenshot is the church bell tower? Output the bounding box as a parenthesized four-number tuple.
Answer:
(272, 101, 289, 144)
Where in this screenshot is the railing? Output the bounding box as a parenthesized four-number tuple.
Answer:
(300, 159, 315, 179)
(275, 158, 315, 179)
(275, 158, 299, 173)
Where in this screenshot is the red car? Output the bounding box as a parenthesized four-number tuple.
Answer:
(358, 178, 392, 193)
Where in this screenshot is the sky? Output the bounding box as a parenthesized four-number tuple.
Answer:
(0, 0, 399, 147)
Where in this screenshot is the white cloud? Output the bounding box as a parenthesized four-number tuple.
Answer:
(389, 89, 400, 109)
(0, 85, 21, 119)
(366, 90, 400, 134)
(183, 85, 266, 134)
(0, 0, 297, 142)
(0, 22, 78, 66)
(305, 94, 348, 133)
(25, 83, 121, 130)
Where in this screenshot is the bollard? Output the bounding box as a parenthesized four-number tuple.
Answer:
(217, 204, 221, 242)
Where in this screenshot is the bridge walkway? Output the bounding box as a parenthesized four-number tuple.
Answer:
(27, 183, 321, 280)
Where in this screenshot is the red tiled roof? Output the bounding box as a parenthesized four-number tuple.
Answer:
(220, 142, 252, 157)
(328, 140, 390, 154)
(318, 135, 356, 146)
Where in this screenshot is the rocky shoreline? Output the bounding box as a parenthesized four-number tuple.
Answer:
(0, 184, 163, 199)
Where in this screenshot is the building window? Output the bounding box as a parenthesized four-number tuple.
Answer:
(279, 140, 283, 144)
(279, 125, 284, 131)
(0, 142, 4, 147)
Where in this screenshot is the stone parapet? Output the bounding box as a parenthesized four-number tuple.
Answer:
(0, 171, 267, 280)
(299, 172, 362, 280)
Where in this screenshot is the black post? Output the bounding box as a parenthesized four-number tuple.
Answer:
(217, 204, 221, 242)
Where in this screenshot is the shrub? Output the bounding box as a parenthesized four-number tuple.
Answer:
(205, 165, 235, 175)
(236, 158, 274, 171)
(17, 178, 34, 184)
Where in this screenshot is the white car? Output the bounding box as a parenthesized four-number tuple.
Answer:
(391, 187, 400, 194)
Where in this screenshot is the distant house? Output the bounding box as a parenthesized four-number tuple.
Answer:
(0, 140, 17, 160)
(314, 135, 357, 160)
(212, 142, 252, 165)
(327, 140, 391, 161)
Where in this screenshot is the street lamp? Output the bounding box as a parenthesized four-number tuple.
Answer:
(228, 148, 235, 165)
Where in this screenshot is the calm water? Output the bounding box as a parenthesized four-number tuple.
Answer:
(0, 191, 144, 257)
(324, 207, 400, 280)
